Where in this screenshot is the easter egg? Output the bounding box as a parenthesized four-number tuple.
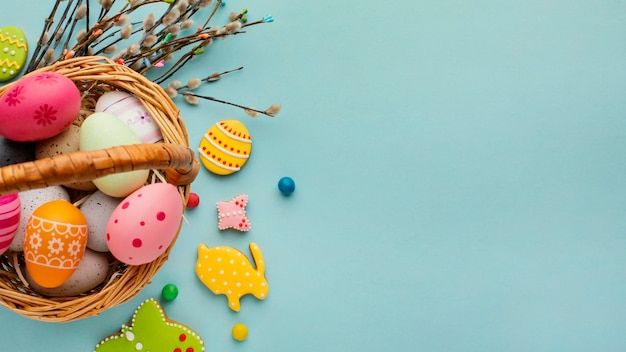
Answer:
(36, 124, 97, 191)
(106, 183, 183, 265)
(0, 26, 27, 82)
(25, 248, 110, 297)
(80, 112, 149, 197)
(0, 136, 34, 167)
(95, 91, 164, 144)
(0, 194, 20, 255)
(198, 120, 252, 175)
(80, 190, 122, 252)
(0, 72, 80, 141)
(24, 200, 88, 288)
(9, 185, 71, 252)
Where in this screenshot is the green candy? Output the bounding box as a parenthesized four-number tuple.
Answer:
(161, 283, 179, 301)
(0, 26, 27, 82)
(95, 298, 204, 352)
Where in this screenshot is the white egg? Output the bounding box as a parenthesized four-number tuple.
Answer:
(80, 191, 122, 252)
(9, 186, 70, 252)
(95, 91, 164, 144)
(0, 136, 34, 167)
(25, 249, 110, 297)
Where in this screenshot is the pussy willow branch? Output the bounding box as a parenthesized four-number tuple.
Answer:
(27, 0, 62, 71)
(60, 0, 83, 52)
(182, 92, 278, 117)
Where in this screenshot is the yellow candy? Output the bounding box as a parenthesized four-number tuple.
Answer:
(198, 120, 252, 175)
(231, 324, 248, 341)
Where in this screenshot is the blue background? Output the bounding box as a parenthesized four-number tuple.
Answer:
(1, 0, 626, 351)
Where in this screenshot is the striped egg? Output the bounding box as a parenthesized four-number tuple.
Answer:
(198, 120, 252, 175)
(0, 26, 27, 82)
(95, 91, 164, 144)
(0, 194, 20, 255)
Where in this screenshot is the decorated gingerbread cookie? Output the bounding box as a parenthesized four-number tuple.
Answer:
(216, 194, 250, 231)
(0, 26, 27, 82)
(94, 298, 204, 352)
(195, 243, 269, 312)
(198, 120, 252, 175)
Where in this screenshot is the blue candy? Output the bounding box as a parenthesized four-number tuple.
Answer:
(278, 176, 296, 195)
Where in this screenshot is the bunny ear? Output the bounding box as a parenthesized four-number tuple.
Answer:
(249, 242, 265, 275)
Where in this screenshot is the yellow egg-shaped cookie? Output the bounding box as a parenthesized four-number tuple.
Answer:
(198, 120, 252, 175)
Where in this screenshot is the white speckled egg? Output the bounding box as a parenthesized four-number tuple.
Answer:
(25, 248, 110, 297)
(0, 136, 34, 167)
(80, 190, 122, 252)
(9, 185, 70, 252)
(35, 124, 96, 191)
(95, 91, 163, 144)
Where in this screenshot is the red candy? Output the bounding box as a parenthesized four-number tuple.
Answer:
(186, 192, 200, 208)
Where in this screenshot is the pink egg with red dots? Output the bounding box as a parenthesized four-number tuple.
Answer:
(106, 183, 183, 265)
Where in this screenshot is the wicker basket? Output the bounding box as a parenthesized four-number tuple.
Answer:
(0, 56, 199, 322)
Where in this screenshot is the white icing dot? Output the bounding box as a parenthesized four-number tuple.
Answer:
(125, 331, 135, 341)
(217, 257, 222, 262)
(2, 48, 7, 53)
(261, 282, 266, 286)
(2, 68, 7, 73)
(219, 270, 224, 275)
(9, 70, 15, 75)
(229, 259, 234, 264)
(210, 278, 215, 283)
(10, 50, 15, 56)
(245, 272, 250, 277)
(223, 281, 228, 286)
(236, 282, 241, 287)
(135, 342, 143, 350)
(227, 290, 232, 294)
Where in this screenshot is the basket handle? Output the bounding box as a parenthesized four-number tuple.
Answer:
(0, 143, 199, 195)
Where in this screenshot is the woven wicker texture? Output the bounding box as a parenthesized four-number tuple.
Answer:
(0, 56, 199, 322)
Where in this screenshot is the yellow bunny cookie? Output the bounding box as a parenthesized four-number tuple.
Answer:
(195, 243, 269, 312)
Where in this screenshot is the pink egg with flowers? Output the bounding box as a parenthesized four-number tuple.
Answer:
(106, 183, 184, 265)
(0, 72, 80, 141)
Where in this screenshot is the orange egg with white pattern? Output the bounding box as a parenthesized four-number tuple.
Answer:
(24, 199, 88, 288)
